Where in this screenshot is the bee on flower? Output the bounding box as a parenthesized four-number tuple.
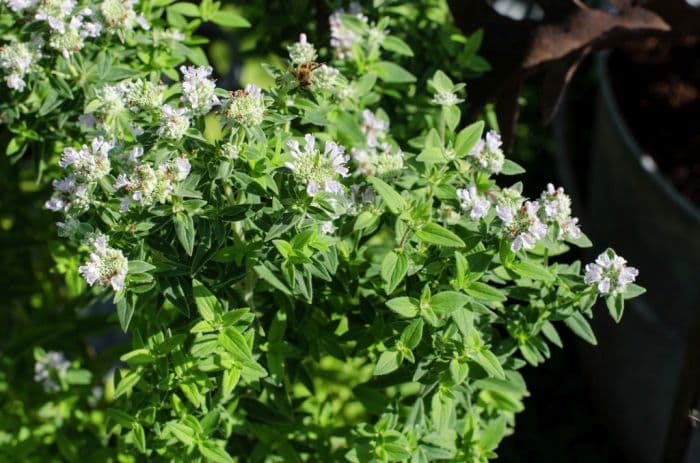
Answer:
(286, 134, 349, 197)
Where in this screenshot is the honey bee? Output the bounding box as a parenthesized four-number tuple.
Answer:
(293, 61, 323, 90)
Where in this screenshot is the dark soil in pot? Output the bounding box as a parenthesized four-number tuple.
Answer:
(607, 36, 700, 206)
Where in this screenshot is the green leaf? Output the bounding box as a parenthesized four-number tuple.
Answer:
(115, 370, 142, 398)
(386, 297, 419, 318)
(166, 422, 195, 446)
(367, 176, 406, 214)
(474, 350, 505, 379)
(120, 348, 154, 366)
(509, 260, 555, 282)
(416, 147, 446, 164)
(199, 442, 234, 463)
(416, 223, 465, 248)
(174, 212, 195, 256)
(253, 264, 292, 295)
(443, 105, 461, 132)
(132, 423, 146, 453)
(623, 283, 646, 300)
(564, 312, 597, 345)
(480, 417, 506, 451)
(373, 61, 416, 83)
(210, 9, 250, 28)
(567, 232, 593, 248)
(400, 319, 424, 349)
(381, 251, 408, 294)
(192, 279, 221, 322)
(128, 260, 155, 274)
(606, 293, 625, 323)
(455, 121, 484, 156)
(218, 327, 252, 363)
(464, 282, 506, 302)
(116, 297, 134, 332)
(430, 70, 454, 94)
(500, 159, 526, 175)
(430, 291, 469, 312)
(381, 36, 414, 56)
(374, 350, 401, 375)
(168, 2, 199, 16)
(449, 359, 469, 385)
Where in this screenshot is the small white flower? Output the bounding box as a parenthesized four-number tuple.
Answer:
(456, 184, 490, 220)
(539, 183, 582, 240)
(432, 90, 463, 106)
(0, 41, 38, 92)
(157, 105, 190, 140)
(34, 351, 70, 392)
(287, 33, 317, 65)
(180, 65, 220, 115)
(59, 136, 112, 181)
(100, 0, 149, 35)
(286, 134, 349, 197)
(329, 3, 367, 60)
(35, 0, 76, 32)
(4, 0, 38, 13)
(468, 130, 505, 174)
(360, 109, 389, 149)
(584, 250, 639, 295)
(320, 221, 335, 234)
(310, 64, 340, 93)
(78, 234, 128, 291)
(225, 84, 265, 127)
(497, 198, 548, 252)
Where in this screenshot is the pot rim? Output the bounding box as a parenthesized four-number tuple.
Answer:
(596, 52, 700, 224)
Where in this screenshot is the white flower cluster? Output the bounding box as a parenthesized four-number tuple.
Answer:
(124, 79, 165, 112)
(225, 84, 265, 127)
(34, 351, 70, 392)
(180, 65, 220, 115)
(4, 0, 37, 13)
(584, 250, 639, 295)
(329, 2, 367, 60)
(538, 183, 581, 240)
(287, 33, 317, 65)
(286, 134, 349, 197)
(78, 233, 128, 291)
(0, 41, 38, 91)
(456, 184, 490, 220)
(468, 130, 505, 174)
(495, 189, 548, 252)
(59, 136, 112, 181)
(432, 90, 463, 106)
(351, 109, 404, 177)
(115, 154, 190, 211)
(45, 174, 90, 213)
(158, 104, 190, 140)
(99, 0, 149, 35)
(346, 184, 375, 215)
(47, 7, 102, 58)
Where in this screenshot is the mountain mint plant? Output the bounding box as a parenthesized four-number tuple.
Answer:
(1, 2, 644, 462)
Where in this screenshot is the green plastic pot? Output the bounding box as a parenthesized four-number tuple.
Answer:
(565, 52, 700, 463)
